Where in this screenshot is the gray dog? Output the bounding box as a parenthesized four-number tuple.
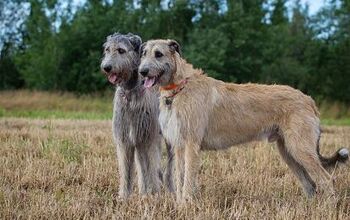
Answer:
(101, 33, 174, 198)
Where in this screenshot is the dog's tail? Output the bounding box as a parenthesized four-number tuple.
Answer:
(318, 145, 349, 169)
(316, 128, 349, 169)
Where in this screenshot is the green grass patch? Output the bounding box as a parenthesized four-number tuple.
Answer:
(321, 118, 350, 126)
(39, 137, 88, 164)
(59, 139, 87, 164)
(1, 105, 350, 125)
(0, 107, 112, 120)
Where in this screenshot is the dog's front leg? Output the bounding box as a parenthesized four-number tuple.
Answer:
(175, 146, 185, 202)
(182, 142, 200, 203)
(116, 145, 135, 199)
(135, 146, 149, 195)
(145, 140, 162, 194)
(164, 140, 175, 193)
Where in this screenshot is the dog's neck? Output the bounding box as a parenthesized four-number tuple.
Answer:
(172, 54, 203, 84)
(119, 69, 140, 91)
(159, 55, 203, 106)
(118, 69, 145, 101)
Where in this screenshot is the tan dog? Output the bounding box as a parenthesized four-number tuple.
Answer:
(138, 39, 349, 202)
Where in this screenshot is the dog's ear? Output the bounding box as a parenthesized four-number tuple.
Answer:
(103, 33, 116, 50)
(168, 40, 181, 56)
(107, 32, 120, 41)
(139, 42, 146, 57)
(126, 33, 142, 52)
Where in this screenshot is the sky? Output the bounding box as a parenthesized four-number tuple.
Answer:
(301, 0, 324, 15)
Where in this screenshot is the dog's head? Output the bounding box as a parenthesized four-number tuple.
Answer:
(101, 33, 142, 85)
(138, 39, 181, 88)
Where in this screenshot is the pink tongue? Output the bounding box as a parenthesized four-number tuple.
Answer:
(108, 74, 117, 84)
(144, 77, 155, 88)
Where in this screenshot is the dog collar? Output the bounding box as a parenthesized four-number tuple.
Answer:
(161, 78, 189, 105)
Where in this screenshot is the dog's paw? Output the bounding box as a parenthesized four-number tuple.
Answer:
(118, 191, 131, 200)
(179, 192, 197, 205)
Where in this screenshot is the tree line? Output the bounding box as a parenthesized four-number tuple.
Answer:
(0, 0, 349, 103)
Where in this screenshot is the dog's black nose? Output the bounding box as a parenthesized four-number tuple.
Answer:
(103, 65, 112, 73)
(139, 68, 149, 77)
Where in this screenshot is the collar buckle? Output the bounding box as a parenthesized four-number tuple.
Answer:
(162, 78, 189, 106)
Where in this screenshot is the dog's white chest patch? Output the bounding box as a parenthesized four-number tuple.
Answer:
(159, 108, 183, 147)
(128, 125, 135, 145)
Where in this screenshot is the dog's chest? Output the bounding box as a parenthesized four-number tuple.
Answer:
(159, 107, 183, 147)
(113, 95, 158, 146)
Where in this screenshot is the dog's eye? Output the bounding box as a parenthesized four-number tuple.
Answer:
(117, 48, 126, 54)
(155, 51, 163, 58)
(105, 47, 110, 52)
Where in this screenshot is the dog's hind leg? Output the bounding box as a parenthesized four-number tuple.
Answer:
(282, 121, 334, 196)
(277, 138, 316, 197)
(116, 145, 135, 199)
(135, 142, 162, 195)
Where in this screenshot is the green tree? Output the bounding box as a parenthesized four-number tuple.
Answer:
(185, 27, 230, 80)
(0, 43, 23, 89)
(270, 0, 288, 25)
(223, 0, 267, 82)
(15, 0, 59, 89)
(260, 0, 313, 95)
(1, 0, 349, 104)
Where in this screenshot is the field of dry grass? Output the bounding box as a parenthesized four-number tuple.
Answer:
(0, 117, 349, 219)
(0, 90, 350, 218)
(0, 90, 112, 112)
(0, 90, 112, 120)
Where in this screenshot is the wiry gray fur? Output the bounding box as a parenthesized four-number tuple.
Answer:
(101, 33, 174, 198)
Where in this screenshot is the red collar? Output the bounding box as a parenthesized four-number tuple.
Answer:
(160, 78, 189, 105)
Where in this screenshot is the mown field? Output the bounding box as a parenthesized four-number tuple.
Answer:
(0, 91, 350, 219)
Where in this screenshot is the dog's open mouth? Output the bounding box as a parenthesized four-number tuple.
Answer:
(143, 71, 164, 88)
(107, 73, 122, 85)
(144, 77, 156, 88)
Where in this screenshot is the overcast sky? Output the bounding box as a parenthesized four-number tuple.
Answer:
(301, 0, 324, 14)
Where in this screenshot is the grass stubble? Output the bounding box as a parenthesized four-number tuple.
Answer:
(0, 118, 349, 219)
(0, 91, 350, 219)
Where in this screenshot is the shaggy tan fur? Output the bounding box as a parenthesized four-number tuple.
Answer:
(138, 39, 349, 202)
